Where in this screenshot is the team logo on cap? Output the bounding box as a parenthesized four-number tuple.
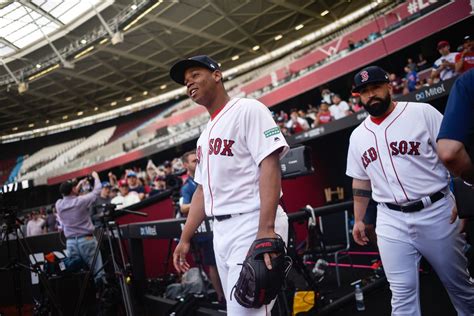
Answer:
(360, 70, 369, 82)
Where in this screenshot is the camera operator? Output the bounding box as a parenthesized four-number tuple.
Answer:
(89, 182, 112, 228)
(180, 150, 224, 303)
(55, 171, 105, 284)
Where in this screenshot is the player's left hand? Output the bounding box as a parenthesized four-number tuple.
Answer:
(256, 230, 278, 270)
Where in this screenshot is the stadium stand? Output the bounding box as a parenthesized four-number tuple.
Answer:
(0, 157, 18, 185)
(19, 126, 115, 181)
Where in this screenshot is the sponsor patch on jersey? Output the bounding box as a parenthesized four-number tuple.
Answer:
(264, 127, 281, 138)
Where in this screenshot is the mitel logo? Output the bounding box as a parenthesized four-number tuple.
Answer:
(415, 83, 446, 101)
(140, 226, 157, 236)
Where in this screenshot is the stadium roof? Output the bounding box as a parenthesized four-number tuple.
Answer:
(0, 0, 380, 137)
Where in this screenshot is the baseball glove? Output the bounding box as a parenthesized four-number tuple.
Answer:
(232, 236, 292, 308)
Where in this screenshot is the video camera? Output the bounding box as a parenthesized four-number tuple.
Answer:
(0, 180, 34, 213)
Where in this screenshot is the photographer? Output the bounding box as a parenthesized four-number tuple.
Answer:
(55, 171, 105, 284)
(89, 182, 112, 228)
(179, 150, 224, 303)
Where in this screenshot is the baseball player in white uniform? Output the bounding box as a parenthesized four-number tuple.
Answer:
(169, 55, 289, 315)
(347, 66, 474, 316)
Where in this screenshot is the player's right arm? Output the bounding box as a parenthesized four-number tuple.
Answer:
(173, 184, 206, 273)
(352, 178, 372, 246)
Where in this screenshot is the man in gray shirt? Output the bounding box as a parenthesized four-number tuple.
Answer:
(89, 182, 112, 228)
(56, 171, 105, 283)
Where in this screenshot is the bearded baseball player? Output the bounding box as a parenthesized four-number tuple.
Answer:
(170, 55, 290, 315)
(346, 66, 474, 315)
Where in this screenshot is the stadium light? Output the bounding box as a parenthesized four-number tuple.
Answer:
(123, 1, 163, 31)
(252, 45, 260, 51)
(295, 24, 304, 31)
(321, 10, 329, 16)
(274, 34, 283, 41)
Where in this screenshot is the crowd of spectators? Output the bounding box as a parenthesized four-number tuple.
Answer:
(274, 34, 473, 137)
(272, 90, 365, 137)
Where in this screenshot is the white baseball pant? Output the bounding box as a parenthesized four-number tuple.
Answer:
(213, 206, 289, 316)
(376, 193, 474, 316)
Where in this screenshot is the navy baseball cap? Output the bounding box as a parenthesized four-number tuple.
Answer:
(170, 55, 220, 85)
(352, 66, 390, 93)
(126, 171, 137, 178)
(101, 181, 112, 188)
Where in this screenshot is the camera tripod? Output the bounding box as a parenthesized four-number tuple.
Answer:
(73, 207, 146, 316)
(0, 211, 62, 316)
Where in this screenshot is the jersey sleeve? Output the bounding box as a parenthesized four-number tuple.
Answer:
(438, 70, 474, 144)
(420, 103, 443, 149)
(241, 99, 289, 166)
(346, 132, 370, 180)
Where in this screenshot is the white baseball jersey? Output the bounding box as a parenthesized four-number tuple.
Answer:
(346, 102, 449, 204)
(194, 97, 289, 217)
(329, 101, 350, 120)
(432, 52, 458, 81)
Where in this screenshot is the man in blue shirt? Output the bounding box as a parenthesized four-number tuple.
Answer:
(437, 69, 474, 184)
(180, 150, 224, 302)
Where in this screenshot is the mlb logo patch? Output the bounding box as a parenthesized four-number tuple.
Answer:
(360, 71, 369, 82)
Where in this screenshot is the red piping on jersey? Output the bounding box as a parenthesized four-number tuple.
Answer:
(363, 122, 399, 204)
(206, 98, 241, 216)
(384, 102, 410, 202)
(210, 103, 226, 120)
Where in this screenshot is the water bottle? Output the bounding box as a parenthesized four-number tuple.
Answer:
(355, 284, 366, 311)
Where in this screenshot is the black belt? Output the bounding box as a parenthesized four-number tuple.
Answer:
(67, 234, 94, 239)
(385, 190, 445, 213)
(214, 213, 246, 222)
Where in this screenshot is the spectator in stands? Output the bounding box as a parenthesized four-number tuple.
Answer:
(329, 94, 351, 120)
(126, 171, 145, 200)
(108, 172, 118, 187)
(149, 175, 167, 196)
(138, 177, 152, 197)
(315, 102, 333, 125)
(321, 88, 333, 104)
(180, 150, 198, 216)
(298, 109, 314, 128)
(276, 117, 291, 137)
(110, 187, 119, 200)
(89, 182, 112, 228)
(163, 160, 173, 176)
(55, 172, 105, 284)
(406, 57, 417, 71)
(179, 149, 225, 303)
(403, 65, 418, 92)
(455, 35, 474, 74)
(432, 40, 458, 81)
(111, 179, 140, 210)
(286, 109, 310, 134)
(26, 210, 45, 236)
(416, 53, 429, 71)
(44, 208, 58, 233)
(389, 73, 404, 96)
(146, 159, 159, 180)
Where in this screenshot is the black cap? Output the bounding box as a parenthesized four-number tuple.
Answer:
(352, 66, 390, 93)
(170, 55, 220, 85)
